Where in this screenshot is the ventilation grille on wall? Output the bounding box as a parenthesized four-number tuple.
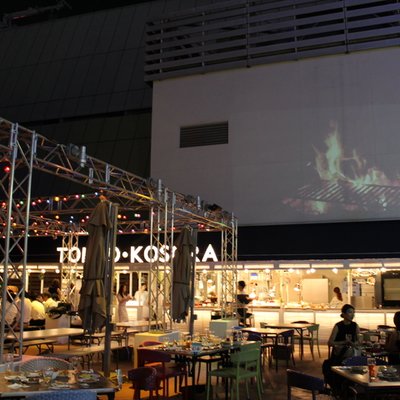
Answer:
(180, 122, 228, 148)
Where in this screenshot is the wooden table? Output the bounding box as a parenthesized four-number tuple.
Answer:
(0, 370, 116, 399)
(261, 323, 317, 359)
(242, 327, 293, 342)
(6, 328, 84, 350)
(332, 365, 400, 399)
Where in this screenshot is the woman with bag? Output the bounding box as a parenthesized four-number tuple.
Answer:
(323, 304, 361, 398)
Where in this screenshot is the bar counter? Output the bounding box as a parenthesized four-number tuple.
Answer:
(192, 307, 398, 343)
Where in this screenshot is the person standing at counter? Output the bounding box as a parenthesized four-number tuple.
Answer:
(237, 280, 252, 326)
(134, 283, 149, 320)
(117, 284, 132, 322)
(329, 286, 344, 309)
(384, 311, 400, 364)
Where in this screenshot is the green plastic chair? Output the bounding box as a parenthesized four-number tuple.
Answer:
(293, 323, 321, 359)
(206, 345, 262, 400)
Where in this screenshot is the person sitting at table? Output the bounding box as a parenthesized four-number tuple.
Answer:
(323, 304, 360, 397)
(237, 280, 252, 327)
(385, 311, 400, 364)
(0, 289, 19, 328)
(30, 292, 46, 327)
(42, 291, 58, 312)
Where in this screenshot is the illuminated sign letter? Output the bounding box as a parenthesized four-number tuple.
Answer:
(56, 247, 68, 263)
(159, 245, 170, 262)
(130, 246, 144, 263)
(202, 244, 218, 262)
(114, 247, 121, 262)
(68, 247, 81, 263)
(144, 245, 158, 263)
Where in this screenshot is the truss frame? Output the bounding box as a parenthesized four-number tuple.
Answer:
(0, 118, 237, 360)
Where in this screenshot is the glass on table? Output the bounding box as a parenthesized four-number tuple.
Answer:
(242, 331, 249, 342)
(345, 334, 352, 343)
(42, 368, 54, 384)
(3, 353, 14, 375)
(70, 356, 82, 372)
(367, 357, 377, 380)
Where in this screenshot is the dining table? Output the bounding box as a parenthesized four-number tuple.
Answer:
(148, 342, 231, 386)
(260, 323, 317, 359)
(6, 328, 84, 350)
(0, 369, 116, 399)
(332, 364, 400, 399)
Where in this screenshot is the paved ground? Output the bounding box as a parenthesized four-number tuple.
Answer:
(24, 340, 331, 399)
(112, 344, 331, 399)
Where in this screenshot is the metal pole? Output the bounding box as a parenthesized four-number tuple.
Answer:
(188, 227, 198, 337)
(103, 202, 118, 377)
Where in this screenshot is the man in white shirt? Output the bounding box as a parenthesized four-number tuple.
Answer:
(30, 293, 46, 327)
(42, 292, 58, 311)
(16, 295, 32, 327)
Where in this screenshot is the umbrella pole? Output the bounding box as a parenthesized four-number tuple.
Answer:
(188, 227, 198, 337)
(103, 203, 118, 377)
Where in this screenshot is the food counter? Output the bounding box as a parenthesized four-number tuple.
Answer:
(192, 306, 397, 343)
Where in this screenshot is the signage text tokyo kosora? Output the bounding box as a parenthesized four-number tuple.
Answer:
(56, 244, 219, 264)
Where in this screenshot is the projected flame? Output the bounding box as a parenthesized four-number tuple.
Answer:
(283, 124, 400, 215)
(314, 127, 391, 187)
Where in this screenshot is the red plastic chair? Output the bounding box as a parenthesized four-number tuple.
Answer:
(128, 367, 159, 400)
(137, 348, 188, 398)
(141, 341, 163, 347)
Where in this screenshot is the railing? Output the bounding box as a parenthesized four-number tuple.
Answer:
(145, 0, 400, 81)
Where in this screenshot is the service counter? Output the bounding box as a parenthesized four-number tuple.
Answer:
(193, 307, 397, 343)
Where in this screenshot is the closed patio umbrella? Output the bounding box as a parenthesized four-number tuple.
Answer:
(172, 226, 195, 323)
(78, 200, 112, 332)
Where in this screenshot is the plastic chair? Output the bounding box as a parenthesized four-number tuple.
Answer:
(137, 348, 187, 398)
(128, 366, 159, 400)
(26, 390, 97, 400)
(287, 369, 327, 400)
(293, 323, 321, 359)
(206, 346, 262, 400)
(141, 341, 163, 347)
(20, 356, 72, 372)
(271, 329, 295, 371)
(196, 353, 224, 384)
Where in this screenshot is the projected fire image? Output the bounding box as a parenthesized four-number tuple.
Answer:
(283, 125, 400, 216)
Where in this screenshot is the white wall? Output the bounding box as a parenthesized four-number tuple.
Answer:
(151, 47, 400, 225)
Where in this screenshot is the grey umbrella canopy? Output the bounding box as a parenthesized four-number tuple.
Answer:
(172, 226, 195, 322)
(78, 200, 112, 332)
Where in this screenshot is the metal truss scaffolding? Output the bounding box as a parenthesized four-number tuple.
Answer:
(221, 216, 238, 318)
(0, 118, 237, 363)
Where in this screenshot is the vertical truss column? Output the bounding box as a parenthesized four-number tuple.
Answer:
(0, 124, 34, 360)
(220, 215, 238, 318)
(60, 232, 79, 305)
(148, 181, 172, 329)
(161, 189, 173, 329)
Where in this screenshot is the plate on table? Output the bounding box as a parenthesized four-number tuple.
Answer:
(26, 372, 41, 378)
(350, 366, 366, 374)
(50, 383, 72, 390)
(4, 375, 20, 381)
(77, 373, 100, 383)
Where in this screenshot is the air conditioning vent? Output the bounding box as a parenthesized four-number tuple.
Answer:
(180, 122, 228, 148)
